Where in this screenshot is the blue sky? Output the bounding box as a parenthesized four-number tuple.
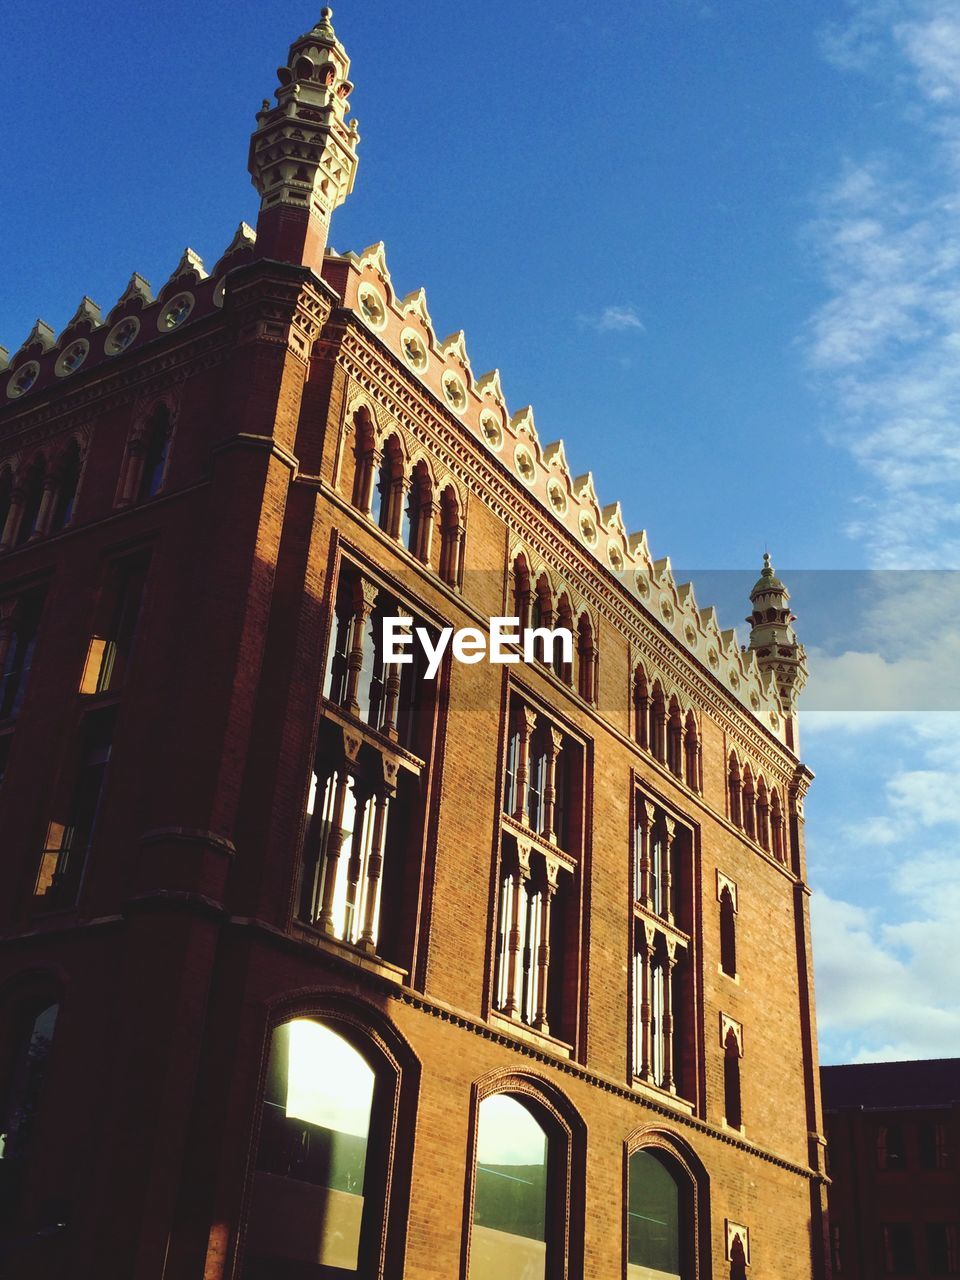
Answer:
(3, 1, 960, 1064)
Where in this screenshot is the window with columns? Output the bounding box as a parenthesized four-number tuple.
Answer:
(0, 590, 43, 723)
(633, 666, 701, 791)
(116, 403, 174, 508)
(352, 420, 466, 587)
(727, 753, 788, 864)
(495, 696, 583, 1044)
(632, 795, 696, 1100)
(0, 444, 85, 552)
(300, 563, 438, 967)
(78, 554, 149, 696)
(35, 705, 116, 908)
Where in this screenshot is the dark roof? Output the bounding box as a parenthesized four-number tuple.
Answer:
(821, 1059, 960, 1112)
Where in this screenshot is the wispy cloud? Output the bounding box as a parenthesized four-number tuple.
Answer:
(804, 0, 960, 569)
(578, 304, 645, 334)
(810, 712, 960, 1062)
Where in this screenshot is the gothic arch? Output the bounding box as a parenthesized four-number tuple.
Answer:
(463, 1068, 586, 1280)
(624, 1126, 712, 1280)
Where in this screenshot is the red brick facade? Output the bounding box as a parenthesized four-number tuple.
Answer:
(0, 12, 829, 1279)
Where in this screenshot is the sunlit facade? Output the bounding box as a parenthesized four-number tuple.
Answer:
(0, 9, 828, 1279)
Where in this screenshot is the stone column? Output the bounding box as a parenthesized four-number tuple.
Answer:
(512, 705, 538, 825)
(636, 799, 655, 907)
(316, 770, 353, 936)
(34, 476, 58, 538)
(343, 778, 373, 943)
(0, 489, 25, 551)
(418, 498, 438, 565)
(662, 816, 676, 925)
(662, 942, 678, 1093)
(540, 726, 564, 844)
(502, 843, 532, 1019)
(117, 438, 146, 508)
(361, 444, 382, 516)
(343, 578, 379, 716)
(637, 926, 653, 1080)
(533, 859, 560, 1034)
(359, 785, 392, 952)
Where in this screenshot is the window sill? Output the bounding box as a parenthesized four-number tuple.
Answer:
(630, 1075, 695, 1115)
(291, 922, 408, 985)
(489, 1009, 572, 1059)
(717, 963, 741, 985)
(721, 1118, 746, 1137)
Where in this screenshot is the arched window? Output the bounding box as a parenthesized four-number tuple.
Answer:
(15, 457, 45, 546)
(438, 484, 463, 587)
(684, 711, 700, 791)
(741, 767, 756, 842)
(634, 665, 650, 750)
(756, 778, 770, 851)
(48, 440, 81, 534)
(469, 1094, 548, 1278)
(0, 592, 42, 720)
(370, 434, 404, 535)
(350, 410, 377, 514)
(554, 595, 573, 683)
(401, 459, 433, 561)
(0, 996, 60, 1221)
(727, 754, 742, 828)
(244, 1018, 389, 1277)
(723, 1027, 743, 1130)
(627, 1148, 685, 1280)
(138, 405, 172, 501)
(770, 788, 786, 864)
(650, 683, 667, 763)
(530, 574, 553, 663)
(576, 613, 595, 703)
(0, 468, 13, 546)
(512, 554, 531, 634)
(667, 697, 683, 777)
(719, 885, 737, 978)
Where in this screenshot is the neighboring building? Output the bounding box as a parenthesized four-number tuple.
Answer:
(822, 1060, 960, 1279)
(0, 10, 829, 1278)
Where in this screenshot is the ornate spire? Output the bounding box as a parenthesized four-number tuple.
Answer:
(248, 7, 360, 272)
(746, 554, 807, 749)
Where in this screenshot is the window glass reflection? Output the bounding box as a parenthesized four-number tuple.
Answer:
(247, 1019, 375, 1274)
(470, 1094, 547, 1280)
(628, 1148, 682, 1280)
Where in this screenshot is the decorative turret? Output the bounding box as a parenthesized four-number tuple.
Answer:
(746, 554, 808, 748)
(248, 7, 360, 272)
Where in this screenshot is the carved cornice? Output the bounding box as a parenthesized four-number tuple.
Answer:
(328, 321, 801, 778)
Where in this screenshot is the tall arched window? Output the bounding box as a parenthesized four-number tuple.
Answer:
(719, 885, 737, 978)
(627, 1148, 684, 1280)
(0, 468, 13, 547)
(245, 1018, 386, 1277)
(727, 754, 741, 828)
(401, 459, 433, 561)
(15, 457, 45, 546)
(723, 1026, 743, 1130)
(48, 439, 81, 534)
(438, 484, 463, 587)
(683, 711, 700, 791)
(554, 595, 573, 683)
(138, 405, 172, 501)
(667, 697, 683, 777)
(651, 683, 667, 763)
(351, 410, 377, 515)
(0, 996, 60, 1223)
(467, 1085, 583, 1280)
(370, 435, 404, 538)
(576, 614, 595, 703)
(469, 1094, 548, 1278)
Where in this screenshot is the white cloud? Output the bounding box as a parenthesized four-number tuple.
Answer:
(808, 713, 960, 1062)
(577, 304, 645, 333)
(804, 1, 960, 568)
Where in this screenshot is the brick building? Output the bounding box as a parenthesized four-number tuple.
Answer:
(0, 10, 829, 1278)
(822, 1059, 960, 1279)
